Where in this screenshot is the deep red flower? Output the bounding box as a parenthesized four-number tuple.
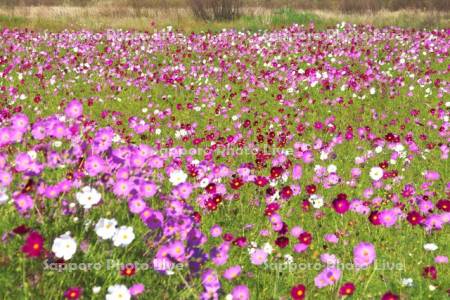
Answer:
(192, 211, 201, 223)
(305, 184, 316, 194)
(280, 186, 293, 200)
(121, 264, 136, 276)
(296, 123, 305, 135)
(436, 199, 450, 212)
(339, 282, 355, 296)
(270, 166, 283, 179)
(298, 232, 312, 245)
(290, 284, 306, 300)
(406, 211, 423, 225)
(254, 176, 269, 187)
(302, 200, 310, 211)
(223, 233, 234, 242)
(336, 193, 347, 200)
(212, 194, 222, 204)
(276, 222, 289, 235)
(381, 291, 399, 300)
(275, 236, 289, 248)
(368, 211, 381, 225)
(21, 231, 44, 258)
(379, 161, 389, 169)
(423, 265, 437, 280)
(230, 177, 244, 190)
(64, 287, 82, 299)
(205, 183, 216, 194)
(264, 202, 280, 216)
(206, 199, 218, 211)
(232, 236, 247, 247)
(13, 224, 30, 235)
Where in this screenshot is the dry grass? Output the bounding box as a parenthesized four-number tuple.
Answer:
(0, 5, 448, 32)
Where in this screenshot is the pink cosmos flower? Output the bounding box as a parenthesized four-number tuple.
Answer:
(353, 242, 376, 268)
(85, 155, 106, 177)
(14, 193, 33, 213)
(129, 283, 145, 296)
(435, 256, 448, 264)
(324, 233, 339, 244)
(379, 210, 398, 227)
(231, 285, 250, 300)
(314, 267, 341, 288)
(65, 99, 83, 119)
(223, 265, 242, 280)
(250, 249, 268, 265)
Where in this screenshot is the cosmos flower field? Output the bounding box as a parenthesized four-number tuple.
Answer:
(0, 23, 449, 300)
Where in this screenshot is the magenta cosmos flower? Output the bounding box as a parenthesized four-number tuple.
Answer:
(63, 287, 82, 299)
(353, 242, 376, 268)
(21, 231, 44, 257)
(339, 282, 355, 296)
(290, 284, 306, 300)
(332, 198, 350, 214)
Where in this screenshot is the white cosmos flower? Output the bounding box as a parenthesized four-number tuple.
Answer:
(369, 167, 384, 181)
(53, 141, 62, 148)
(394, 144, 405, 152)
(95, 218, 118, 240)
(52, 232, 77, 260)
(199, 177, 210, 188)
(375, 146, 383, 153)
(284, 254, 294, 264)
(169, 169, 187, 186)
(106, 284, 131, 300)
(27, 150, 37, 160)
(262, 242, 273, 254)
(327, 164, 337, 173)
(76, 186, 101, 209)
(112, 134, 121, 143)
(0, 187, 8, 205)
(112, 226, 135, 247)
(423, 243, 438, 251)
(401, 278, 413, 287)
(175, 129, 188, 139)
(309, 194, 324, 209)
(155, 128, 161, 135)
(92, 286, 101, 294)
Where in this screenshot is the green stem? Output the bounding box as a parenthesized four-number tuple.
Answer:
(22, 256, 29, 300)
(176, 269, 196, 298)
(362, 267, 376, 295)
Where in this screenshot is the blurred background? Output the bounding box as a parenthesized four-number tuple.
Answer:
(0, 0, 449, 31)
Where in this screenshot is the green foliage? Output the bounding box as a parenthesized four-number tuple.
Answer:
(270, 8, 324, 27)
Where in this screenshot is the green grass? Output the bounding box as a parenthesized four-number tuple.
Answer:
(270, 8, 326, 28)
